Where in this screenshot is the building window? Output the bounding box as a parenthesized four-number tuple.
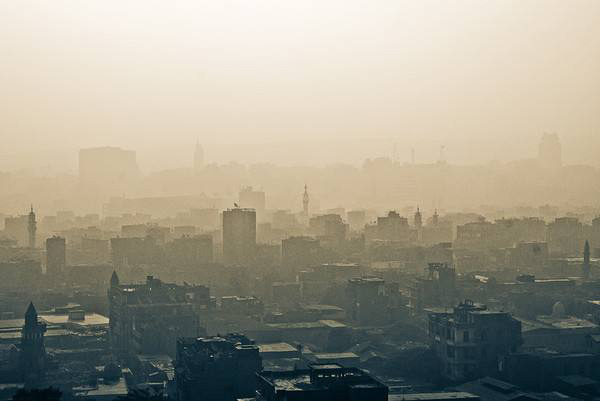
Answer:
(463, 331, 470, 343)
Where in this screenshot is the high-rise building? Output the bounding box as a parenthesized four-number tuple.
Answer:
(223, 208, 256, 266)
(538, 133, 562, 169)
(46, 236, 66, 277)
(28, 206, 36, 249)
(20, 302, 47, 381)
(193, 141, 204, 170)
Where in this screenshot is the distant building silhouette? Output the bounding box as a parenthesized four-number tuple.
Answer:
(239, 186, 265, 215)
(46, 236, 66, 277)
(193, 141, 204, 170)
(4, 214, 29, 247)
(27, 206, 36, 249)
(538, 133, 562, 168)
(222, 208, 256, 266)
(78, 146, 139, 191)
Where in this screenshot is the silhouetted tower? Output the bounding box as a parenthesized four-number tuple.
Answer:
(302, 184, 309, 215)
(108, 271, 120, 351)
(110, 270, 120, 288)
(223, 208, 256, 266)
(538, 133, 562, 168)
(27, 206, 36, 249)
(20, 302, 47, 380)
(46, 236, 66, 277)
(583, 240, 591, 279)
(414, 206, 423, 230)
(194, 141, 204, 170)
(432, 209, 439, 226)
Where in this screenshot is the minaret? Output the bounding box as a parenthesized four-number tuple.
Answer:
(108, 271, 119, 352)
(414, 206, 423, 230)
(27, 205, 36, 249)
(194, 141, 204, 170)
(110, 270, 120, 288)
(583, 240, 591, 279)
(432, 209, 439, 226)
(20, 302, 47, 380)
(302, 184, 309, 215)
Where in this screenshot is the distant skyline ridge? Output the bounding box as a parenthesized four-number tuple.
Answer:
(1, 133, 599, 175)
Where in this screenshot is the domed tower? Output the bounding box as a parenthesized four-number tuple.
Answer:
(20, 302, 47, 380)
(27, 205, 37, 249)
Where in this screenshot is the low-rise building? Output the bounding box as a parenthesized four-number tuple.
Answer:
(254, 364, 388, 401)
(428, 301, 522, 382)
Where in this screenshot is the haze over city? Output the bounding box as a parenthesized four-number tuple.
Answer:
(2, 0, 600, 171)
(2, 1, 600, 401)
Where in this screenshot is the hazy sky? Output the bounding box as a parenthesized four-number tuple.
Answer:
(1, 0, 599, 171)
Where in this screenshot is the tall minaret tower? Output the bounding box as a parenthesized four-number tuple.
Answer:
(20, 302, 47, 380)
(194, 141, 204, 170)
(302, 184, 309, 215)
(28, 205, 36, 249)
(414, 206, 423, 230)
(583, 240, 591, 279)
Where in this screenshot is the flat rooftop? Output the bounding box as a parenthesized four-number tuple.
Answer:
(536, 316, 597, 330)
(314, 352, 359, 360)
(40, 313, 109, 327)
(267, 320, 346, 330)
(258, 343, 298, 354)
(389, 393, 480, 401)
(260, 365, 385, 393)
